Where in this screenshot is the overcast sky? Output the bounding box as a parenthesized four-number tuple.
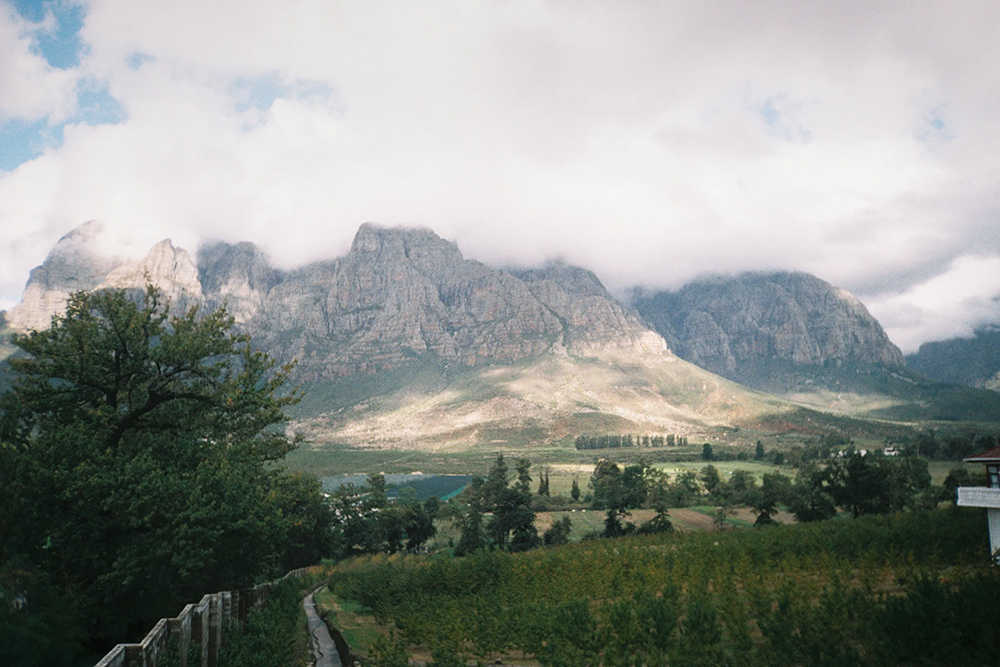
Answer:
(2, 1, 1000, 352)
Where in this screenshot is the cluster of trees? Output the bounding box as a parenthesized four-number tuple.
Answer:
(579, 448, 941, 540)
(454, 456, 542, 555)
(328, 474, 440, 557)
(696, 451, 937, 525)
(701, 442, 785, 465)
(0, 288, 335, 664)
(893, 429, 999, 460)
(574, 433, 689, 450)
(587, 460, 688, 537)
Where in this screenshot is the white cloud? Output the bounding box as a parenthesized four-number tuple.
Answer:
(2, 1, 1000, 349)
(0, 6, 76, 121)
(867, 255, 1000, 354)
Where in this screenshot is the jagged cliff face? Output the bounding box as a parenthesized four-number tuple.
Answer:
(5, 221, 124, 331)
(631, 272, 904, 379)
(6, 223, 204, 330)
(198, 241, 283, 323)
(98, 239, 203, 309)
(11, 221, 1000, 442)
(7, 222, 664, 382)
(217, 224, 663, 379)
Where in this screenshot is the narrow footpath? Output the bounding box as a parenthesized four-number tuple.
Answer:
(303, 590, 342, 667)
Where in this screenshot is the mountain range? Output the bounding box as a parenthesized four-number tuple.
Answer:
(906, 327, 1000, 391)
(3, 221, 1000, 449)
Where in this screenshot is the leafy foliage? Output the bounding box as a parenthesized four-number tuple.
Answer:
(0, 288, 332, 656)
(328, 474, 440, 557)
(454, 455, 540, 555)
(0, 560, 77, 667)
(217, 578, 308, 667)
(574, 433, 687, 450)
(543, 517, 573, 546)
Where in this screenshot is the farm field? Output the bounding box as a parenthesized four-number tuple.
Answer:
(325, 507, 1000, 666)
(533, 507, 777, 538)
(282, 437, 810, 480)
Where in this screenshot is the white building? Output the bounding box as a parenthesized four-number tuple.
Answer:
(956, 446, 1000, 563)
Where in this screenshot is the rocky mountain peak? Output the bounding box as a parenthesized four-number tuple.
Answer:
(631, 271, 904, 379)
(244, 224, 663, 379)
(6, 221, 664, 379)
(98, 239, 203, 304)
(5, 220, 125, 331)
(906, 326, 1000, 391)
(510, 261, 608, 298)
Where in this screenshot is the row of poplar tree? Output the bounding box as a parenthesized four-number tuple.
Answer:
(574, 433, 689, 449)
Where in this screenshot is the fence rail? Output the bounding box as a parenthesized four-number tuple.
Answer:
(957, 486, 1000, 509)
(94, 566, 314, 667)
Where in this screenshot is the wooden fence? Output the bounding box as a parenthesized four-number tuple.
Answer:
(93, 566, 314, 667)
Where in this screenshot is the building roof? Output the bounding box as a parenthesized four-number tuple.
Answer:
(964, 446, 1000, 462)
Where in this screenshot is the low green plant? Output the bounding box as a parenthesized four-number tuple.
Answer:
(217, 579, 306, 667)
(328, 507, 996, 665)
(366, 631, 409, 667)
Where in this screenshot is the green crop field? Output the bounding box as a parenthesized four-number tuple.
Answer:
(327, 507, 999, 666)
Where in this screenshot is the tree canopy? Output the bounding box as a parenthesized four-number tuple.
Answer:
(0, 287, 332, 660)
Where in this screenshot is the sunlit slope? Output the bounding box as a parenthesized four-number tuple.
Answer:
(291, 347, 794, 450)
(725, 358, 1000, 423)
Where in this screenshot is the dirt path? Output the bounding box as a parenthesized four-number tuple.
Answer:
(303, 590, 342, 667)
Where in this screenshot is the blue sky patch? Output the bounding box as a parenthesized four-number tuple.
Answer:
(0, 117, 59, 170)
(9, 0, 86, 69)
(754, 94, 810, 143)
(0, 79, 126, 172)
(231, 73, 291, 112)
(918, 104, 953, 143)
(229, 73, 338, 114)
(75, 78, 127, 125)
(758, 99, 782, 127)
(126, 52, 155, 70)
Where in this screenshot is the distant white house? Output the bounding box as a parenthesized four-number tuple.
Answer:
(835, 449, 868, 458)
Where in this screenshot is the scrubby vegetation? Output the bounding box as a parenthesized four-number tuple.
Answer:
(330, 508, 998, 666)
(217, 578, 314, 667)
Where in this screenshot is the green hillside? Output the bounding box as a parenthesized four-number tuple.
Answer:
(722, 357, 1000, 423)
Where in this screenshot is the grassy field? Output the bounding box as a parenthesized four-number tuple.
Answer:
(281, 440, 806, 480)
(313, 586, 386, 655)
(533, 507, 763, 539)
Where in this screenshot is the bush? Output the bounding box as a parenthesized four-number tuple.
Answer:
(218, 579, 305, 667)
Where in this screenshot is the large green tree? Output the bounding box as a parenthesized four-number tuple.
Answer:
(824, 453, 932, 518)
(0, 287, 331, 655)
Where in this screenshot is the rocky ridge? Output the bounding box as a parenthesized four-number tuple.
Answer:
(7, 221, 1000, 442)
(6, 222, 665, 381)
(6, 221, 125, 331)
(906, 327, 1000, 392)
(212, 224, 665, 379)
(631, 271, 904, 381)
